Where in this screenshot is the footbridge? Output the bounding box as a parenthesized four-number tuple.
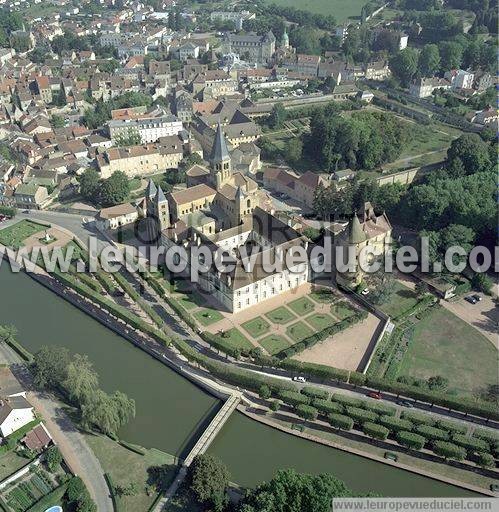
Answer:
(154, 392, 241, 511)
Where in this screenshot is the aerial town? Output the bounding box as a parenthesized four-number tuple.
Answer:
(0, 0, 496, 510)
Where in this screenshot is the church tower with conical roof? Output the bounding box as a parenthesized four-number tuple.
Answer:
(209, 123, 232, 190)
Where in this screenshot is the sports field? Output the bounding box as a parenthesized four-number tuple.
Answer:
(266, 0, 368, 22)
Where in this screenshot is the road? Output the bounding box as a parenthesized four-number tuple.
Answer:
(0, 345, 113, 512)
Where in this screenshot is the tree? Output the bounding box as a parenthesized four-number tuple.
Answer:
(240, 469, 358, 512)
(438, 41, 463, 71)
(188, 454, 230, 511)
(369, 272, 396, 305)
(389, 48, 418, 86)
(100, 171, 130, 206)
(78, 169, 100, 203)
(427, 376, 448, 391)
(45, 446, 63, 472)
(64, 354, 99, 405)
(50, 115, 65, 129)
(31, 346, 71, 390)
(66, 477, 87, 504)
(258, 385, 271, 400)
(418, 44, 440, 76)
(471, 273, 493, 294)
(447, 133, 491, 176)
(284, 138, 302, 165)
(414, 281, 429, 298)
(267, 104, 287, 129)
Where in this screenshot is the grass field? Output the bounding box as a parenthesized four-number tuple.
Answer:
(286, 321, 314, 343)
(0, 220, 46, 249)
(266, 0, 368, 22)
(242, 317, 271, 338)
(377, 282, 420, 320)
(288, 297, 315, 316)
(193, 308, 224, 326)
(265, 306, 296, 325)
(331, 302, 355, 321)
(219, 328, 254, 351)
(259, 334, 291, 355)
(86, 434, 177, 512)
(305, 313, 337, 331)
(398, 307, 498, 398)
(0, 451, 30, 481)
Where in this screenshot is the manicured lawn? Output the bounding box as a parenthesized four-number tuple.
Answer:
(242, 317, 271, 338)
(331, 301, 355, 321)
(377, 282, 420, 319)
(0, 220, 46, 249)
(288, 297, 315, 316)
(305, 313, 337, 331)
(286, 321, 314, 343)
(265, 0, 367, 21)
(259, 334, 291, 355)
(177, 292, 203, 311)
(217, 328, 254, 351)
(265, 306, 296, 325)
(193, 308, 224, 326)
(86, 434, 177, 512)
(0, 451, 30, 481)
(398, 306, 498, 398)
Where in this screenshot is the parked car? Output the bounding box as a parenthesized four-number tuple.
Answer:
(471, 294, 482, 302)
(465, 295, 478, 304)
(361, 288, 370, 296)
(368, 391, 382, 400)
(398, 400, 414, 408)
(292, 376, 306, 383)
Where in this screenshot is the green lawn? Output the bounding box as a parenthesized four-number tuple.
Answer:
(0, 220, 46, 249)
(331, 301, 355, 321)
(265, 0, 367, 21)
(177, 292, 205, 311)
(286, 321, 314, 343)
(288, 297, 315, 316)
(398, 307, 498, 398)
(310, 289, 335, 304)
(85, 434, 177, 512)
(217, 328, 254, 351)
(377, 282, 420, 319)
(259, 334, 291, 355)
(242, 317, 271, 338)
(0, 451, 30, 481)
(265, 306, 296, 325)
(305, 313, 337, 331)
(193, 308, 224, 326)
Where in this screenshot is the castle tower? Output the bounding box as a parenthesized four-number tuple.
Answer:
(209, 123, 232, 190)
(336, 213, 367, 288)
(154, 184, 170, 232)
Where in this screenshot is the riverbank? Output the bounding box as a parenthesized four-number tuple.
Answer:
(237, 405, 496, 496)
(0, 264, 492, 497)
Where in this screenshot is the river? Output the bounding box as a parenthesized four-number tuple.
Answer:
(0, 264, 479, 496)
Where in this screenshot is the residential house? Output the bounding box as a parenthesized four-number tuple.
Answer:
(0, 394, 35, 437)
(14, 183, 49, 209)
(409, 77, 451, 98)
(96, 203, 139, 230)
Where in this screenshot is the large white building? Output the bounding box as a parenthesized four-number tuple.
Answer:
(107, 107, 183, 144)
(0, 394, 35, 437)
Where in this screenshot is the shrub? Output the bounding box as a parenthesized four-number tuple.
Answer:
(332, 394, 363, 408)
(349, 372, 367, 386)
(278, 391, 311, 408)
(396, 431, 426, 451)
(472, 429, 499, 444)
(379, 415, 413, 433)
(0, 206, 16, 217)
(415, 425, 450, 442)
(345, 406, 378, 425)
(363, 402, 396, 417)
(475, 452, 495, 468)
(259, 385, 271, 400)
(433, 441, 466, 460)
(436, 419, 467, 435)
(279, 359, 349, 382)
(313, 399, 344, 416)
(362, 422, 390, 440)
(452, 434, 489, 454)
(329, 413, 354, 431)
(301, 386, 329, 400)
(296, 404, 318, 421)
(400, 411, 436, 426)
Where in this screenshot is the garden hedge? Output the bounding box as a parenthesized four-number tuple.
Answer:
(433, 441, 467, 461)
(278, 391, 311, 408)
(400, 411, 436, 427)
(345, 406, 378, 425)
(301, 386, 329, 400)
(475, 452, 495, 468)
(329, 413, 354, 431)
(363, 401, 396, 417)
(313, 399, 344, 416)
(362, 422, 390, 441)
(415, 425, 449, 442)
(452, 434, 490, 454)
(332, 394, 363, 408)
(279, 359, 349, 382)
(436, 419, 467, 435)
(396, 431, 426, 451)
(296, 404, 318, 421)
(379, 415, 413, 433)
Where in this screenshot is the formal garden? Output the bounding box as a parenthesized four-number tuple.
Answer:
(0, 220, 46, 249)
